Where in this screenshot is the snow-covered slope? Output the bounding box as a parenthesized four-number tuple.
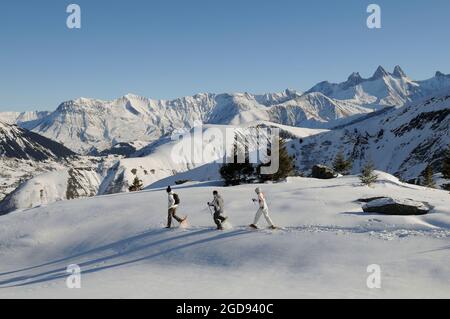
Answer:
(0, 174, 448, 298)
(0, 111, 50, 126)
(307, 66, 450, 109)
(269, 92, 373, 128)
(293, 90, 450, 180)
(0, 121, 75, 161)
(0, 169, 100, 214)
(0, 159, 67, 202)
(98, 121, 320, 195)
(0, 121, 326, 212)
(0, 156, 119, 215)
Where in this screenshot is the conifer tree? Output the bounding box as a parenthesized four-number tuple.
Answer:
(333, 149, 352, 175)
(220, 138, 254, 186)
(359, 160, 378, 186)
(422, 164, 436, 188)
(442, 146, 450, 179)
(257, 137, 295, 182)
(128, 176, 144, 192)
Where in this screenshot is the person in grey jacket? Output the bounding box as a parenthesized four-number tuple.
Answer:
(208, 190, 228, 230)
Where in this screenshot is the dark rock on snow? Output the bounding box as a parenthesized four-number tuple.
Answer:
(311, 165, 338, 179)
(362, 197, 431, 215)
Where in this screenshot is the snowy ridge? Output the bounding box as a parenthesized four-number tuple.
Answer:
(0, 120, 75, 161)
(0, 111, 50, 126)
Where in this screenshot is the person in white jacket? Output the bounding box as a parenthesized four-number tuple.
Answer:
(166, 186, 186, 228)
(250, 187, 277, 229)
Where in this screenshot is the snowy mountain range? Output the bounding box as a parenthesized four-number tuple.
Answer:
(307, 66, 450, 109)
(0, 65, 449, 214)
(2, 91, 365, 154)
(1, 66, 448, 155)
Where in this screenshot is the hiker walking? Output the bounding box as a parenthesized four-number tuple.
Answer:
(208, 190, 228, 230)
(250, 187, 277, 230)
(166, 186, 186, 228)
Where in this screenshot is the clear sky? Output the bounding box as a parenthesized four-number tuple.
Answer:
(1, 0, 450, 111)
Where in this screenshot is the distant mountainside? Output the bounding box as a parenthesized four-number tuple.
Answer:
(0, 121, 75, 161)
(291, 89, 450, 181)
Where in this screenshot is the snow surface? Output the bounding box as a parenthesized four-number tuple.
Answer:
(0, 173, 448, 298)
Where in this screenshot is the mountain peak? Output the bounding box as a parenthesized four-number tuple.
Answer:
(393, 65, 407, 78)
(284, 88, 299, 96)
(435, 71, 446, 77)
(122, 93, 141, 100)
(346, 72, 363, 84)
(371, 66, 389, 79)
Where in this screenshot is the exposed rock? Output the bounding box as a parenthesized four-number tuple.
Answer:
(362, 197, 431, 215)
(311, 165, 338, 179)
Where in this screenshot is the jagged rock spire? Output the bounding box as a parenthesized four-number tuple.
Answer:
(393, 65, 407, 78)
(371, 66, 389, 79)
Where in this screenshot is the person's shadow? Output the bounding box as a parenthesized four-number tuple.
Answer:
(0, 227, 250, 288)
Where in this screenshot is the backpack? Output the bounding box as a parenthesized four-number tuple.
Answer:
(173, 193, 180, 205)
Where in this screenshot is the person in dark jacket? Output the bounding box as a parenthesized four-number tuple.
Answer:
(208, 190, 227, 230)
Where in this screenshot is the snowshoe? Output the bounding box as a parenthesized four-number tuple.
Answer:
(179, 216, 189, 229)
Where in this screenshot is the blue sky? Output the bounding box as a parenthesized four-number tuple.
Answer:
(1, 0, 450, 111)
